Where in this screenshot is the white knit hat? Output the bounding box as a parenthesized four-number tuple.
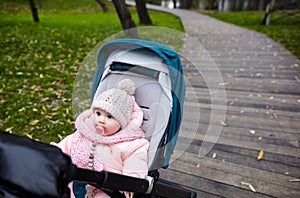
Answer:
(92, 79, 136, 129)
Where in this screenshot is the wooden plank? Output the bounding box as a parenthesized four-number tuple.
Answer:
(182, 114, 299, 136)
(186, 86, 300, 103)
(159, 169, 273, 198)
(194, 141, 300, 167)
(185, 68, 300, 80)
(181, 107, 300, 133)
(164, 153, 300, 197)
(181, 122, 300, 144)
(183, 102, 300, 128)
(183, 99, 300, 119)
(179, 124, 300, 149)
(171, 152, 300, 190)
(177, 142, 300, 178)
(177, 130, 300, 158)
(183, 105, 300, 131)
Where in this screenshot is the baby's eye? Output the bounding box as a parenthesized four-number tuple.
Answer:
(107, 115, 113, 119)
(96, 112, 101, 116)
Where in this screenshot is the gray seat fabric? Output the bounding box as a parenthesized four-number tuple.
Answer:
(92, 50, 172, 169)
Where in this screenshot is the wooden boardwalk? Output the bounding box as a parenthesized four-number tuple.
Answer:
(145, 5, 300, 198)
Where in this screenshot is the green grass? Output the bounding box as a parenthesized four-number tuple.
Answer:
(203, 11, 300, 59)
(0, 0, 183, 142)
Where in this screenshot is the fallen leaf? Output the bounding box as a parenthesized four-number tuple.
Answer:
(67, 119, 74, 125)
(257, 150, 264, 160)
(218, 82, 229, 86)
(18, 107, 26, 112)
(25, 133, 33, 139)
(241, 181, 256, 192)
(5, 127, 14, 132)
(220, 120, 228, 127)
(249, 130, 256, 134)
(212, 153, 217, 159)
(58, 134, 64, 141)
(30, 120, 39, 125)
(196, 163, 201, 168)
(289, 179, 300, 182)
(249, 184, 256, 192)
(258, 136, 262, 140)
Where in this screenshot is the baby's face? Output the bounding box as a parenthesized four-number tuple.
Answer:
(93, 108, 121, 136)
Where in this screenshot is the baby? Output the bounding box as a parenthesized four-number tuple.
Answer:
(57, 79, 149, 198)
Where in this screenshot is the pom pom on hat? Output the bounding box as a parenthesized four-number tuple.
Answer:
(118, 78, 135, 96)
(92, 79, 136, 129)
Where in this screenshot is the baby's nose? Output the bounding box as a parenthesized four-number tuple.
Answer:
(98, 116, 105, 123)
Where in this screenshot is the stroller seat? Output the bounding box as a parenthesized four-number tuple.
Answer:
(90, 38, 186, 173)
(92, 46, 174, 171)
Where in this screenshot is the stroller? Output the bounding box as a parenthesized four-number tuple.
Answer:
(0, 38, 196, 198)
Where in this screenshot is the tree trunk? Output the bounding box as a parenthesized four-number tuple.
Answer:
(262, 0, 275, 25)
(173, 0, 177, 8)
(112, 0, 137, 37)
(257, 0, 265, 11)
(179, 0, 193, 9)
(134, 0, 152, 25)
(28, 0, 39, 23)
(95, 0, 108, 12)
(223, 0, 230, 11)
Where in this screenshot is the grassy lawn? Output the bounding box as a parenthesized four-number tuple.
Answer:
(0, 0, 183, 142)
(203, 11, 300, 59)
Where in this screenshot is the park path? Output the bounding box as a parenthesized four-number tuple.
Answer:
(142, 3, 300, 198)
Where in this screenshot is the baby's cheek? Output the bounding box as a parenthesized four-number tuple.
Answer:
(92, 115, 98, 125)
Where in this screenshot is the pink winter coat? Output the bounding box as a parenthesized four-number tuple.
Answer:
(57, 99, 149, 198)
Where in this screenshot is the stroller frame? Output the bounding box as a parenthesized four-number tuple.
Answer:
(74, 38, 196, 197)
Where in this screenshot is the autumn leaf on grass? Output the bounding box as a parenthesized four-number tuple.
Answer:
(5, 127, 14, 132)
(67, 118, 74, 125)
(25, 133, 33, 139)
(30, 120, 40, 125)
(257, 150, 264, 160)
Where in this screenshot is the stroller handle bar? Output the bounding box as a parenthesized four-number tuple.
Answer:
(74, 168, 196, 198)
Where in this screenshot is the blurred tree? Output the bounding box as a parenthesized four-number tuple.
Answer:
(135, 0, 152, 24)
(112, 0, 138, 37)
(173, 0, 177, 8)
(179, 0, 193, 8)
(28, 0, 39, 22)
(95, 0, 108, 12)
